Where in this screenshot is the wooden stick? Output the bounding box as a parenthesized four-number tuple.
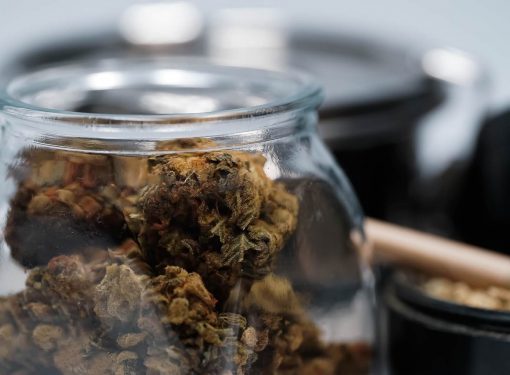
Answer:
(365, 217, 510, 288)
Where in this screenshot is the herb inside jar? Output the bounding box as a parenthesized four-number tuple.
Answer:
(1, 141, 371, 374)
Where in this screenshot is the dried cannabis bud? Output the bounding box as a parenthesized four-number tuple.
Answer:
(4, 149, 146, 267)
(0, 254, 260, 374)
(1, 142, 370, 374)
(132, 151, 299, 303)
(238, 274, 371, 374)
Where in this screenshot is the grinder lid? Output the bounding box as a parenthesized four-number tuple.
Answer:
(4, 28, 442, 130)
(288, 31, 439, 119)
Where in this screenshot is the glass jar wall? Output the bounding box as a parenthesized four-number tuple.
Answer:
(0, 58, 373, 374)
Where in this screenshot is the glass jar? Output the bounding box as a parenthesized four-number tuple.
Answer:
(0, 58, 373, 374)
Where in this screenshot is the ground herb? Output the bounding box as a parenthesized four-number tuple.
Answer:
(421, 275, 510, 311)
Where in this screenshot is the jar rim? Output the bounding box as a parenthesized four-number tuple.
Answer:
(0, 56, 323, 139)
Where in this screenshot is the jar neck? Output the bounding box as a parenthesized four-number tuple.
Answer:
(1, 108, 318, 154)
(0, 58, 322, 154)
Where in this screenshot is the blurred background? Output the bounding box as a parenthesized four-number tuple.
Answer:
(1, 0, 508, 106)
(2, 0, 510, 251)
(2, 0, 510, 107)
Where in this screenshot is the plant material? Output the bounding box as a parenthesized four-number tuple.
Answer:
(133, 151, 299, 303)
(4, 149, 148, 268)
(1, 143, 370, 374)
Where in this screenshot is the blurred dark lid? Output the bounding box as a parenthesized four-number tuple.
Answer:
(3, 28, 441, 134)
(288, 31, 438, 119)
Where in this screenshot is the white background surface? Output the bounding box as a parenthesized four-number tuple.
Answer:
(1, 0, 509, 111)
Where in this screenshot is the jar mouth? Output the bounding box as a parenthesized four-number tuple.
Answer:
(0, 57, 322, 141)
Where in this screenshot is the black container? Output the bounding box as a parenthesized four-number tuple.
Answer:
(292, 33, 446, 222)
(384, 272, 510, 375)
(453, 109, 510, 253)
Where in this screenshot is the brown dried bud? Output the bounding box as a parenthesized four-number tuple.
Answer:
(23, 255, 97, 322)
(144, 346, 187, 375)
(0, 143, 371, 374)
(32, 324, 64, 351)
(135, 150, 298, 304)
(94, 264, 145, 326)
(242, 274, 303, 317)
(117, 332, 147, 349)
(114, 351, 140, 375)
(142, 266, 219, 347)
(6, 184, 130, 268)
(241, 327, 258, 348)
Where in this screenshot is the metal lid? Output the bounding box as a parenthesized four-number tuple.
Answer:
(288, 31, 436, 118)
(2, 27, 441, 127)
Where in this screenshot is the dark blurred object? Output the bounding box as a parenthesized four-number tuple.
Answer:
(297, 41, 488, 238)
(308, 36, 444, 221)
(262, 32, 448, 224)
(384, 271, 510, 375)
(453, 109, 510, 253)
(1, 9, 488, 238)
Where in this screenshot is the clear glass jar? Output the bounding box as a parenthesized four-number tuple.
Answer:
(0, 58, 373, 374)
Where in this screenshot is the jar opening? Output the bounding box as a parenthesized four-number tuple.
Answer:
(0, 57, 322, 139)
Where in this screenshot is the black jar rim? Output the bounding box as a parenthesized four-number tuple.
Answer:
(0, 56, 322, 153)
(391, 271, 510, 332)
